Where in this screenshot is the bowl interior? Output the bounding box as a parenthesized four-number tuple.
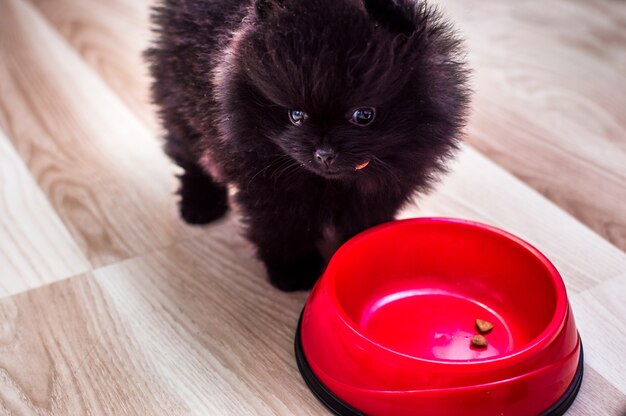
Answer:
(330, 219, 563, 361)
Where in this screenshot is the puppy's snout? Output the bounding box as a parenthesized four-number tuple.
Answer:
(314, 146, 336, 169)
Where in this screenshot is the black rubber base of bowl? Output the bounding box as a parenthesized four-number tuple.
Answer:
(295, 314, 584, 416)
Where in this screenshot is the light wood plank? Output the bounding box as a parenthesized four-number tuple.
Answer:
(0, 128, 89, 298)
(401, 146, 626, 294)
(434, 0, 626, 250)
(27, 0, 159, 133)
(0, 224, 325, 415)
(570, 274, 626, 395)
(0, 274, 189, 415)
(0, 0, 204, 268)
(567, 365, 626, 416)
(93, 229, 323, 416)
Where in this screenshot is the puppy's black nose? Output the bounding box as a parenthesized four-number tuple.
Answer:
(314, 146, 336, 169)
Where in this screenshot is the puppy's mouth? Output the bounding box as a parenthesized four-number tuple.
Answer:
(304, 166, 351, 180)
(316, 169, 348, 179)
(312, 160, 371, 179)
(296, 155, 372, 179)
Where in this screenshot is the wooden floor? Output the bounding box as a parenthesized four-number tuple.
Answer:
(0, 0, 625, 414)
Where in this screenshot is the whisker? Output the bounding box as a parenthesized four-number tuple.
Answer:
(273, 157, 301, 180)
(246, 154, 293, 188)
(274, 160, 302, 182)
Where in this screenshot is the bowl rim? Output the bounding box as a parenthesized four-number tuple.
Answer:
(322, 217, 569, 366)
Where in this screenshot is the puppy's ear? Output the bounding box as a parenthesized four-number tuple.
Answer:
(255, 0, 285, 20)
(363, 0, 415, 35)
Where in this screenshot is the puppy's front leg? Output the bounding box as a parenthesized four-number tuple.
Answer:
(239, 197, 323, 291)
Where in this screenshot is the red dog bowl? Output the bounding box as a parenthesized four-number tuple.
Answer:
(296, 218, 583, 416)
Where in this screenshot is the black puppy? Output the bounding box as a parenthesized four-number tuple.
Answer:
(146, 0, 470, 291)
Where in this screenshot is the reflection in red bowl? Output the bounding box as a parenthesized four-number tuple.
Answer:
(297, 218, 583, 416)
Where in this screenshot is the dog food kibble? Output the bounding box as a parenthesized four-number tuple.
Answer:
(475, 319, 494, 334)
(471, 335, 488, 348)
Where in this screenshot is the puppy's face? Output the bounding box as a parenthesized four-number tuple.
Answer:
(219, 0, 469, 184)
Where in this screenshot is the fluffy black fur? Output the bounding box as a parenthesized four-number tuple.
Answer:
(146, 0, 470, 291)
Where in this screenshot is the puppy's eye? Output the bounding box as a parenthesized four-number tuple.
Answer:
(289, 109, 308, 126)
(350, 108, 376, 126)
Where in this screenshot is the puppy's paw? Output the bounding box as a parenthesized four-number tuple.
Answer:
(179, 171, 229, 225)
(266, 254, 323, 292)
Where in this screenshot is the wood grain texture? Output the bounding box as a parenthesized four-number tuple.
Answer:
(0, 274, 190, 415)
(0, 0, 203, 268)
(570, 274, 626, 395)
(0, 129, 89, 298)
(434, 0, 626, 251)
(27, 0, 159, 133)
(0, 0, 625, 415)
(568, 365, 626, 416)
(0, 223, 324, 416)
